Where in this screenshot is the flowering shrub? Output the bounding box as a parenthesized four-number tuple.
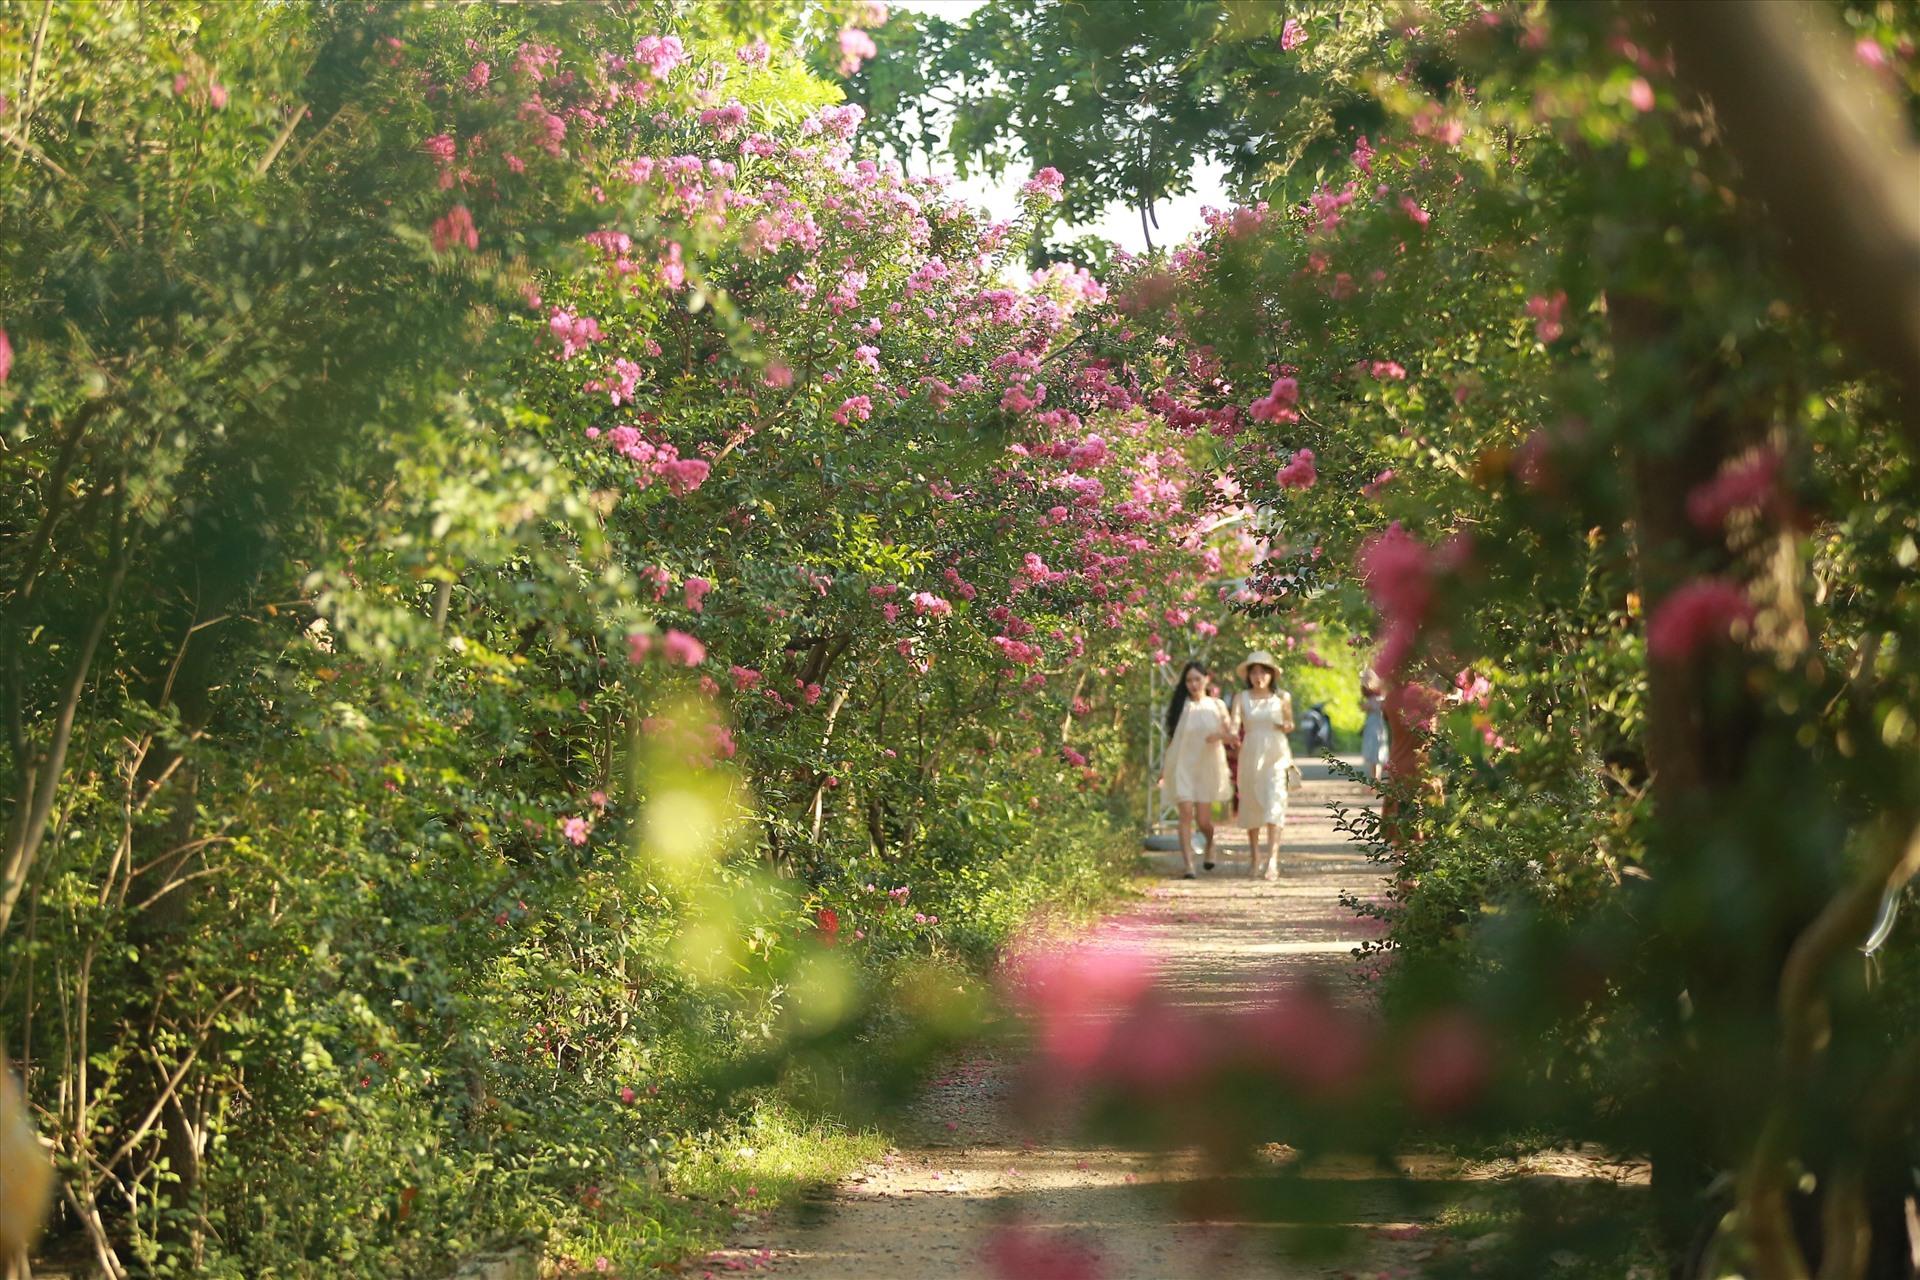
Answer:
(0, 3, 1234, 1275)
(934, 3, 1920, 1275)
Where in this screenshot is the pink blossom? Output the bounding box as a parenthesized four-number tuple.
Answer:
(1061, 745, 1087, 767)
(1280, 16, 1307, 50)
(1399, 195, 1430, 228)
(661, 628, 707, 667)
(836, 27, 877, 76)
(1627, 76, 1655, 112)
(1248, 375, 1299, 424)
(547, 308, 602, 360)
(982, 1224, 1105, 1280)
(910, 591, 953, 617)
(625, 631, 653, 663)
(1387, 680, 1446, 736)
(730, 665, 762, 691)
(1368, 360, 1407, 381)
(208, 82, 228, 109)
(1276, 448, 1317, 490)
(737, 38, 772, 67)
(1856, 38, 1889, 70)
(1020, 166, 1065, 205)
(1003, 941, 1158, 1074)
(1647, 578, 1753, 662)
(1361, 468, 1394, 498)
(1357, 522, 1433, 675)
(633, 34, 687, 79)
(0, 329, 11, 384)
(684, 577, 713, 612)
(1453, 669, 1492, 708)
(619, 1085, 636, 1104)
(561, 816, 590, 846)
(465, 61, 491, 91)
(1526, 291, 1567, 344)
(1232, 988, 1373, 1098)
(833, 394, 873, 425)
(658, 457, 710, 494)
(431, 204, 479, 253)
(1403, 1010, 1491, 1116)
(1686, 447, 1780, 529)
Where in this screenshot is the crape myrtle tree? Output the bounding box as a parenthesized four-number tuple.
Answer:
(880, 2, 1920, 1278)
(0, 1, 1233, 1274)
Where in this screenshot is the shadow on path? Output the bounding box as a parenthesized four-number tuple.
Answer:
(706, 756, 1643, 1278)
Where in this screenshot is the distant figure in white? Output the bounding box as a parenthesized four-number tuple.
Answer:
(1231, 650, 1294, 881)
(1360, 667, 1389, 784)
(1158, 660, 1232, 879)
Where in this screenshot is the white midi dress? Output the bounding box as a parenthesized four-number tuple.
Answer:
(1161, 696, 1233, 805)
(1361, 694, 1388, 771)
(1234, 689, 1293, 828)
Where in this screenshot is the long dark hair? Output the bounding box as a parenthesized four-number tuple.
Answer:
(1165, 660, 1208, 738)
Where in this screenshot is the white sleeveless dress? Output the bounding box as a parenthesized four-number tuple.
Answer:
(1161, 696, 1233, 805)
(1234, 689, 1292, 827)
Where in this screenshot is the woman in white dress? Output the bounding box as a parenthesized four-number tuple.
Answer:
(1360, 667, 1388, 784)
(1158, 661, 1233, 879)
(1231, 650, 1294, 881)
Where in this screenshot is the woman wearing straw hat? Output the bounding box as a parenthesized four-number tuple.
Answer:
(1231, 650, 1295, 880)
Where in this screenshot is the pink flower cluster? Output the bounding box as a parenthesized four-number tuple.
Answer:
(583, 426, 710, 494)
(1248, 376, 1299, 424)
(1647, 577, 1753, 662)
(1527, 291, 1567, 344)
(1003, 939, 1491, 1118)
(1686, 447, 1781, 530)
(626, 628, 706, 666)
(1276, 447, 1317, 490)
(548, 308, 603, 360)
(836, 27, 877, 76)
(1020, 166, 1065, 205)
(632, 34, 687, 80)
(1356, 522, 1433, 676)
(431, 204, 478, 254)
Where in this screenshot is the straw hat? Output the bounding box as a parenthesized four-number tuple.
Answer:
(1235, 649, 1281, 681)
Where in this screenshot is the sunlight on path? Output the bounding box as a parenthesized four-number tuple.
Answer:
(707, 759, 1427, 1279)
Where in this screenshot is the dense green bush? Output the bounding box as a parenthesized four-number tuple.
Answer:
(860, 1, 1920, 1275)
(0, 3, 1201, 1273)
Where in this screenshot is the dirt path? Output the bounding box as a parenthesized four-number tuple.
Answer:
(704, 760, 1647, 1278)
(699, 758, 1459, 1279)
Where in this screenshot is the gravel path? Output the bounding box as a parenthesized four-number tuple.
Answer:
(707, 758, 1447, 1279)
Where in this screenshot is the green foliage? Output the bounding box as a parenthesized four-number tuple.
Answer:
(1039, 1, 1920, 1274)
(0, 3, 1195, 1274)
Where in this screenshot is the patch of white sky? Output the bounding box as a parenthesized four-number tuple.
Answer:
(882, 0, 1232, 257)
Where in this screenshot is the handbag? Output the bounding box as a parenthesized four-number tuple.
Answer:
(1285, 763, 1303, 792)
